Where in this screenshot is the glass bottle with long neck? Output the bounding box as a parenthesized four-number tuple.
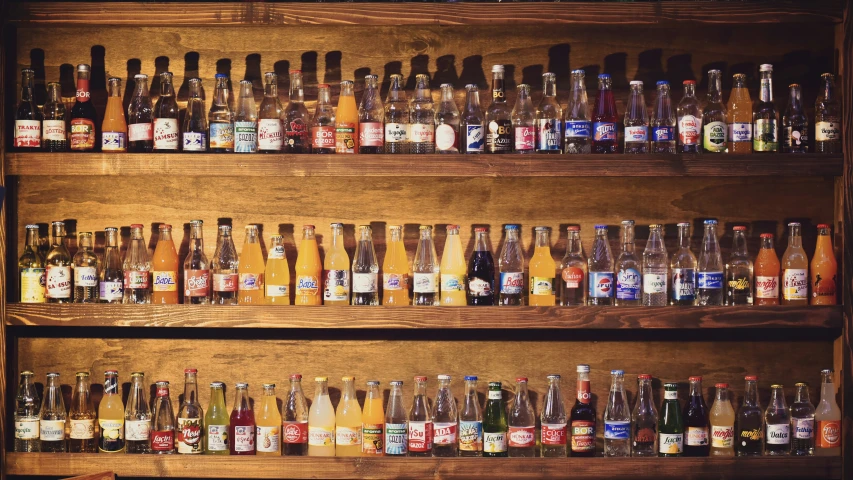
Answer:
(283, 374, 309, 456)
(632, 374, 658, 457)
(285, 69, 310, 153)
(697, 220, 724, 306)
(383, 225, 410, 306)
(765, 385, 790, 455)
(592, 74, 619, 154)
(815, 369, 841, 456)
(410, 74, 435, 154)
(152, 224, 179, 304)
(153, 71, 180, 151)
(570, 365, 596, 457)
(336, 376, 363, 457)
(782, 222, 808, 305)
(230, 383, 256, 455)
(811, 224, 837, 305)
(211, 225, 239, 305)
(536, 72, 562, 153)
(725, 226, 753, 305)
(385, 380, 408, 456)
(541, 375, 568, 457)
(209, 74, 234, 153)
(70, 64, 97, 151)
(308, 377, 335, 456)
(677, 80, 701, 153)
(467, 228, 495, 306)
(42, 82, 67, 152)
(359, 74, 385, 154)
(650, 81, 676, 153)
(588, 225, 614, 306)
(683, 376, 709, 457)
(615, 220, 641, 306)
(125, 372, 152, 454)
(68, 372, 96, 453)
(512, 84, 535, 154)
(658, 382, 683, 457)
(233, 80, 257, 153)
(458, 376, 482, 457)
(642, 224, 668, 306)
(183, 78, 208, 152)
(432, 375, 458, 457)
(384, 74, 409, 154)
(623, 80, 649, 154)
(176, 368, 204, 454)
(435, 83, 460, 153)
(184, 220, 210, 304)
(727, 73, 753, 153)
(815, 73, 841, 153)
(507, 378, 535, 457)
(498, 225, 524, 306)
(461, 84, 484, 154)
(790, 382, 815, 456)
(123, 224, 151, 304)
(15, 68, 41, 149)
(782, 83, 808, 153)
(310, 84, 335, 154)
(408, 376, 432, 457)
(14, 371, 40, 452)
(324, 223, 350, 306)
(238, 225, 265, 304)
(204, 382, 229, 455)
(486, 65, 512, 153)
(295, 225, 322, 305)
(413, 226, 439, 306)
(73, 232, 98, 302)
(99, 370, 125, 453)
(336, 80, 358, 154)
(257, 384, 282, 456)
(151, 381, 175, 454)
(265, 234, 290, 305)
(671, 222, 697, 305)
(19, 224, 45, 303)
(753, 64, 779, 152)
(127, 73, 154, 152)
(529, 226, 556, 306)
(702, 69, 727, 153)
(259, 72, 284, 153)
(710, 383, 735, 457)
(40, 373, 66, 453)
(736, 376, 764, 456)
(45, 221, 72, 303)
(352, 225, 379, 306)
(99, 227, 123, 303)
(484, 381, 507, 457)
(564, 69, 591, 154)
(102, 77, 127, 152)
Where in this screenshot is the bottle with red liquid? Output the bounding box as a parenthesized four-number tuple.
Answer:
(592, 74, 619, 154)
(151, 381, 175, 454)
(230, 383, 256, 455)
(570, 364, 596, 457)
(683, 376, 710, 457)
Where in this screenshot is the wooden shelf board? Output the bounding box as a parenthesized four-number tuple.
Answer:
(4, 153, 844, 178)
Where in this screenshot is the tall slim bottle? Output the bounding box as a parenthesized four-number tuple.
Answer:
(765, 385, 791, 455)
(790, 382, 815, 456)
(265, 235, 290, 305)
(726, 226, 753, 305)
(623, 80, 649, 154)
(42, 82, 67, 152)
(68, 372, 97, 453)
(324, 223, 350, 306)
(14, 371, 40, 452)
(99, 227, 123, 303)
(710, 383, 735, 457)
(413, 226, 439, 306)
(284, 69, 310, 153)
(467, 228, 495, 305)
(336, 80, 358, 154)
(127, 73, 154, 152)
(184, 220, 211, 304)
(283, 374, 309, 456)
(755, 233, 780, 305)
(592, 74, 619, 154)
(208, 74, 233, 153)
(385, 380, 408, 456)
(604, 370, 631, 457)
(153, 71, 180, 151)
(40, 373, 66, 453)
(176, 368, 204, 454)
(642, 224, 668, 306)
(677, 80, 702, 153)
(358, 74, 384, 154)
(650, 81, 676, 153)
(498, 224, 524, 306)
(486, 65, 512, 153)
(484, 381, 508, 457)
(536, 72, 562, 153)
(529, 226, 556, 306)
(182, 78, 208, 152)
(230, 383, 256, 455)
(459, 376, 483, 457)
(736, 375, 764, 456)
(754, 64, 779, 153)
(123, 224, 151, 304)
(15, 68, 41, 149)
(564, 69, 591, 154)
(408, 376, 433, 457)
(435, 83, 460, 153)
(815, 73, 841, 153)
(383, 225, 410, 306)
(683, 376, 710, 457)
(311, 84, 335, 154)
(782, 84, 808, 153)
(19, 224, 45, 303)
(632, 375, 658, 457)
(432, 375, 458, 457)
(102, 77, 127, 152)
(727, 73, 753, 153)
(658, 382, 683, 457)
(615, 220, 641, 306)
(45, 221, 72, 303)
(440, 224, 467, 305)
(511, 84, 535, 154)
(295, 225, 322, 305)
(125, 372, 152, 454)
(238, 225, 265, 304)
(99, 370, 125, 453)
(541, 375, 568, 457)
(151, 381, 176, 454)
(461, 84, 484, 154)
(211, 225, 239, 305)
(588, 225, 614, 306)
(362, 381, 384, 456)
(336, 376, 363, 457)
(559, 226, 587, 306)
(70, 64, 97, 151)
(507, 378, 536, 457)
(308, 377, 336, 456)
(204, 382, 229, 455)
(815, 369, 841, 456)
(259, 72, 284, 153)
(697, 220, 724, 306)
(782, 222, 809, 305)
(352, 225, 379, 306)
(702, 69, 727, 154)
(410, 74, 435, 154)
(384, 74, 409, 154)
(234, 80, 258, 153)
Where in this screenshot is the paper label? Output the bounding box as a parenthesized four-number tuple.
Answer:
(70, 418, 95, 439)
(508, 426, 535, 447)
(484, 431, 507, 453)
(686, 426, 709, 446)
(15, 120, 42, 147)
(500, 272, 524, 295)
(817, 420, 841, 448)
(659, 433, 683, 454)
(100, 281, 123, 301)
(541, 423, 567, 445)
(213, 272, 238, 292)
(698, 271, 723, 289)
(514, 126, 535, 151)
(815, 121, 840, 142)
(125, 419, 151, 441)
(362, 423, 384, 454)
(468, 277, 492, 297)
(102, 131, 127, 151)
(605, 421, 631, 440)
(643, 273, 667, 293)
(124, 270, 150, 290)
(465, 124, 484, 152)
(234, 121, 257, 153)
(152, 270, 178, 292)
(20, 268, 46, 303)
(296, 275, 320, 296)
(258, 119, 284, 150)
(128, 122, 154, 142)
(565, 120, 591, 138)
(385, 123, 408, 143)
(239, 272, 263, 291)
(336, 425, 362, 446)
(185, 269, 210, 297)
(182, 132, 206, 151)
(15, 419, 40, 439)
(625, 125, 648, 142)
(335, 123, 357, 153)
(617, 268, 641, 300)
(593, 122, 617, 141)
(267, 284, 288, 297)
(311, 125, 335, 149)
(46, 265, 72, 298)
(283, 421, 308, 444)
(703, 121, 727, 152)
(794, 418, 814, 439)
(537, 118, 562, 150)
(99, 418, 124, 442)
(151, 430, 174, 451)
(408, 421, 433, 452)
(665, 390, 678, 400)
(384, 273, 406, 291)
(729, 122, 752, 142)
(755, 275, 778, 299)
(413, 273, 437, 293)
(441, 274, 465, 292)
(324, 270, 350, 301)
(433, 422, 457, 445)
(70, 118, 96, 150)
(74, 266, 98, 287)
(459, 421, 483, 452)
(257, 425, 281, 452)
(672, 268, 696, 300)
(359, 121, 384, 147)
(43, 119, 67, 142)
(233, 425, 255, 452)
(308, 425, 334, 447)
(209, 123, 234, 149)
(711, 425, 734, 448)
(176, 417, 203, 453)
(678, 115, 700, 145)
(753, 119, 778, 151)
(435, 123, 457, 151)
(153, 118, 180, 149)
(589, 272, 614, 298)
(410, 123, 435, 144)
(652, 126, 674, 142)
(352, 272, 378, 293)
(385, 423, 407, 455)
(571, 420, 595, 452)
(207, 424, 228, 451)
(40, 419, 66, 441)
(783, 269, 808, 300)
(766, 424, 790, 444)
(530, 276, 555, 296)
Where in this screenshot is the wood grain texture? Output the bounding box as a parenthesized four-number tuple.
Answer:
(2, 453, 844, 479)
(1, 3, 10, 478)
(841, 1, 852, 478)
(4, 153, 845, 178)
(64, 472, 115, 480)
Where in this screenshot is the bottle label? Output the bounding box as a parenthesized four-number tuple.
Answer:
(15, 419, 39, 439)
(652, 126, 674, 142)
(465, 124, 484, 152)
(698, 271, 723, 289)
(128, 122, 153, 142)
(206, 424, 228, 450)
(410, 123, 435, 144)
(813, 272, 837, 300)
(239, 272, 263, 291)
(459, 421, 483, 452)
(711, 425, 734, 448)
(234, 121, 258, 153)
(530, 276, 555, 296)
(15, 120, 42, 147)
(336, 123, 357, 153)
(336, 425, 362, 446)
(635, 425, 657, 445)
(571, 420, 595, 452)
(311, 125, 335, 150)
(385, 123, 408, 143)
(665, 390, 677, 400)
(70, 418, 95, 439)
(408, 421, 433, 452)
(45, 265, 72, 298)
(385, 423, 407, 455)
(508, 426, 535, 447)
(359, 121, 384, 147)
(257, 119, 284, 150)
(20, 268, 46, 303)
(413, 272, 437, 294)
(817, 420, 841, 448)
(99, 418, 124, 445)
(308, 425, 334, 447)
(435, 124, 457, 151)
(565, 120, 591, 139)
(213, 272, 238, 292)
(784, 125, 808, 148)
(486, 119, 513, 152)
(659, 433, 683, 454)
(285, 118, 308, 148)
(755, 275, 779, 299)
(185, 269, 210, 297)
(500, 272, 524, 295)
(123, 270, 150, 290)
(257, 425, 281, 453)
(577, 380, 591, 404)
(815, 121, 840, 142)
(643, 273, 667, 294)
(152, 270, 178, 292)
(754, 119, 778, 151)
(766, 424, 790, 444)
(686, 426, 709, 446)
(483, 431, 507, 453)
(182, 132, 206, 151)
(324, 269, 350, 301)
(101, 131, 127, 151)
(593, 122, 617, 141)
(266, 284, 288, 297)
(678, 115, 700, 145)
(153, 118, 180, 149)
(783, 269, 808, 300)
(604, 421, 631, 440)
(70, 118, 96, 150)
(537, 118, 562, 151)
(268, 245, 285, 260)
(468, 277, 492, 297)
(384, 273, 406, 291)
(362, 423, 384, 454)
(177, 417, 202, 453)
(729, 122, 752, 143)
(703, 121, 727, 152)
(125, 419, 151, 441)
(728, 275, 751, 295)
(672, 268, 696, 300)
(352, 272, 378, 294)
(296, 275, 320, 296)
(589, 272, 614, 298)
(43, 119, 66, 142)
(562, 267, 584, 289)
(151, 430, 174, 451)
(234, 425, 255, 452)
(433, 422, 457, 445)
(40, 419, 66, 441)
(541, 423, 567, 445)
(489, 390, 501, 400)
(283, 421, 308, 444)
(739, 427, 763, 446)
(625, 125, 648, 142)
(441, 274, 465, 293)
(209, 123, 234, 149)
(514, 126, 535, 151)
(794, 418, 814, 439)
(99, 281, 123, 301)
(616, 268, 641, 300)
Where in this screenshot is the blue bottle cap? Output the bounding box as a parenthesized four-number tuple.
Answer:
(611, 369, 625, 375)
(599, 74, 611, 79)
(704, 219, 718, 225)
(464, 375, 478, 381)
(215, 73, 227, 79)
(595, 224, 608, 229)
(657, 80, 669, 86)
(504, 224, 520, 230)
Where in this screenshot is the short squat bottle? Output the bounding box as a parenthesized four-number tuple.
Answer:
(15, 371, 41, 452)
(39, 372, 67, 453)
(765, 384, 791, 455)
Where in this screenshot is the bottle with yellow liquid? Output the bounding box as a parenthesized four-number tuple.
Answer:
(99, 370, 126, 453)
(256, 383, 282, 456)
(238, 225, 265, 304)
(336, 376, 363, 457)
(295, 226, 322, 305)
(324, 223, 350, 305)
(362, 380, 384, 456)
(440, 224, 467, 305)
(383, 225, 409, 306)
(308, 377, 335, 456)
(265, 235, 290, 304)
(529, 226, 557, 306)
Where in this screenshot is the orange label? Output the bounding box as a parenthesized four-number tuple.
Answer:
(817, 420, 840, 448)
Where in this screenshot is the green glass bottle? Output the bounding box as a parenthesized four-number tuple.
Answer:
(204, 382, 229, 455)
(483, 381, 507, 457)
(659, 382, 684, 457)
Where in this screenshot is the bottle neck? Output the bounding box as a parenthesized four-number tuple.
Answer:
(465, 88, 480, 110)
(794, 385, 810, 404)
(340, 82, 354, 99)
(317, 87, 331, 105)
(788, 226, 802, 248)
(47, 83, 62, 104)
(76, 69, 91, 101)
(515, 86, 530, 108)
(770, 388, 785, 407)
(159, 228, 172, 243)
(440, 85, 454, 102)
(639, 379, 652, 402)
(684, 84, 696, 98)
(567, 231, 582, 255)
(189, 82, 202, 99)
(245, 228, 259, 245)
(716, 387, 729, 403)
(761, 237, 774, 250)
(647, 228, 663, 252)
(314, 381, 329, 398)
(464, 381, 477, 397)
(303, 227, 316, 241)
(744, 381, 759, 406)
(78, 235, 93, 251)
(622, 224, 635, 252)
(21, 72, 34, 102)
(290, 379, 303, 396)
(788, 86, 802, 111)
(26, 228, 39, 249)
(689, 380, 702, 397)
(475, 232, 488, 251)
(535, 230, 550, 249)
(183, 375, 198, 404)
(822, 77, 835, 101)
(515, 382, 529, 400)
(160, 74, 175, 97)
(610, 376, 624, 392)
(190, 224, 204, 249)
(414, 381, 427, 397)
(108, 80, 121, 98)
(135, 79, 149, 98)
(732, 231, 748, 255)
(387, 76, 404, 102)
(390, 228, 402, 243)
(105, 230, 118, 249)
(289, 73, 304, 102)
(52, 225, 66, 246)
(543, 76, 557, 98)
(234, 388, 250, 411)
(707, 74, 722, 102)
(760, 72, 774, 103)
(210, 386, 225, 406)
(491, 72, 506, 104)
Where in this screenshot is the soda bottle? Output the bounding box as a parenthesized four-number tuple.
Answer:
(755, 233, 780, 305)
(230, 383, 256, 455)
(507, 377, 535, 457)
(541, 375, 568, 457)
(45, 221, 72, 303)
(256, 383, 282, 456)
(782, 222, 809, 305)
(467, 227, 495, 306)
(205, 382, 229, 455)
(283, 374, 309, 456)
(484, 381, 508, 457)
(15, 68, 41, 149)
(727, 73, 753, 154)
(39, 372, 66, 453)
(362, 381, 384, 456)
(183, 220, 210, 304)
(311, 84, 336, 153)
(536, 72, 562, 153)
(284, 70, 310, 153)
(153, 72, 180, 151)
(736, 375, 764, 456)
(259, 72, 284, 153)
(459, 376, 483, 457)
(211, 225, 239, 305)
(42, 82, 67, 152)
(72, 232, 98, 303)
(790, 382, 815, 456)
(486, 65, 512, 153)
(336, 376, 363, 456)
(410, 74, 435, 154)
(604, 370, 631, 457)
(811, 224, 837, 305)
(233, 80, 257, 153)
(413, 226, 439, 306)
(432, 375, 458, 457)
(358, 74, 384, 154)
(335, 80, 358, 154)
(176, 369, 204, 454)
(152, 224, 179, 304)
(383, 225, 409, 306)
(623, 80, 649, 154)
(512, 84, 535, 154)
(68, 372, 96, 453)
(498, 224, 524, 306)
(702, 70, 727, 154)
(70, 64, 97, 151)
(352, 225, 379, 306)
(99, 370, 125, 453)
(460, 84, 485, 154)
(710, 383, 735, 457)
(440, 225, 467, 305)
(564, 69, 591, 154)
(683, 376, 710, 457)
(677, 80, 701, 153)
(815, 73, 841, 153)
(385, 380, 408, 456)
(782, 84, 808, 153)
(725, 226, 753, 305)
(559, 226, 587, 306)
(98, 227, 124, 303)
(765, 384, 791, 455)
(125, 372, 152, 454)
(384, 74, 409, 154)
(19, 225, 45, 303)
(588, 225, 615, 306)
(815, 369, 841, 456)
(122, 224, 151, 304)
(528, 226, 556, 306)
(295, 225, 322, 305)
(308, 377, 335, 456)
(754, 64, 779, 153)
(182, 78, 207, 152)
(151, 381, 176, 454)
(650, 81, 676, 154)
(592, 74, 619, 154)
(14, 371, 40, 452)
(435, 83, 459, 154)
(324, 222, 350, 306)
(697, 220, 724, 306)
(658, 382, 683, 457)
(570, 365, 596, 457)
(632, 374, 658, 457)
(209, 74, 234, 153)
(265, 235, 290, 305)
(238, 225, 265, 305)
(642, 224, 668, 306)
(615, 220, 641, 306)
(408, 376, 433, 457)
(127, 73, 154, 152)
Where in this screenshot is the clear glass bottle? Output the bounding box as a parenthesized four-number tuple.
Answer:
(358, 74, 384, 154)
(461, 84, 484, 154)
(536, 72, 562, 153)
(413, 225, 439, 306)
(677, 80, 702, 153)
(588, 225, 615, 306)
(184, 219, 210, 304)
(498, 224, 524, 306)
(182, 78, 208, 152)
(122, 224, 151, 304)
(486, 65, 512, 153)
(650, 81, 676, 153)
(176, 368, 204, 454)
(385, 380, 408, 456)
(623, 80, 649, 154)
(642, 224, 668, 306)
(408, 376, 432, 457)
(512, 84, 535, 154)
(604, 370, 631, 457)
(352, 225, 379, 306)
(125, 372, 152, 454)
(19, 224, 45, 303)
(459, 376, 483, 457)
(790, 382, 815, 456)
(737, 375, 764, 456)
(310, 83, 336, 154)
(507, 378, 536, 457)
(127, 73, 154, 152)
(73, 231, 99, 303)
(564, 69, 591, 154)
(384, 74, 409, 154)
(765, 384, 791, 456)
(15, 68, 42, 150)
(710, 383, 735, 457)
(233, 80, 257, 153)
(435, 83, 459, 153)
(559, 226, 587, 306)
(259, 72, 284, 153)
(782, 83, 808, 153)
(45, 221, 72, 303)
(153, 71, 180, 151)
(100, 227, 124, 303)
(42, 82, 67, 152)
(68, 372, 97, 453)
(212, 225, 239, 305)
(284, 69, 310, 153)
(283, 374, 309, 456)
(632, 374, 658, 457)
(815, 73, 841, 153)
(541, 375, 568, 457)
(702, 69, 727, 153)
(615, 220, 641, 306)
(671, 222, 697, 305)
(432, 374, 458, 457)
(697, 220, 724, 306)
(815, 369, 841, 456)
(39, 372, 66, 453)
(151, 381, 176, 454)
(753, 64, 779, 153)
(410, 74, 435, 154)
(725, 226, 753, 305)
(209, 74, 234, 153)
(592, 73, 619, 154)
(14, 371, 41, 452)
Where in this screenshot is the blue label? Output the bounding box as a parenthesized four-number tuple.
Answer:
(672, 268, 696, 300)
(617, 268, 641, 300)
(537, 118, 562, 150)
(604, 421, 631, 440)
(593, 122, 617, 141)
(652, 126, 674, 142)
(697, 271, 723, 289)
(182, 132, 206, 151)
(565, 120, 591, 138)
(589, 272, 614, 298)
(465, 124, 484, 152)
(459, 420, 483, 450)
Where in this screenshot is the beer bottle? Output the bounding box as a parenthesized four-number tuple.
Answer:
(753, 64, 779, 152)
(483, 381, 507, 457)
(486, 65, 512, 153)
(658, 382, 683, 457)
(814, 73, 841, 153)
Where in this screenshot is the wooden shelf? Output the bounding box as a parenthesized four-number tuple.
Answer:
(4, 153, 843, 178)
(3, 453, 843, 479)
(4, 304, 842, 330)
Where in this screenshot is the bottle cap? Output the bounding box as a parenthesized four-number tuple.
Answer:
(489, 381, 502, 389)
(236, 382, 249, 388)
(25, 224, 38, 229)
(683, 80, 696, 85)
(689, 376, 702, 381)
(733, 226, 746, 231)
(760, 64, 774, 72)
(47, 372, 60, 378)
(318, 83, 329, 88)
(492, 64, 505, 73)
(542, 72, 556, 78)
(598, 74, 611, 79)
(465, 84, 478, 90)
(210, 381, 224, 387)
(677, 222, 690, 227)
(239, 79, 252, 86)
(77, 64, 91, 72)
(567, 226, 580, 231)
(464, 375, 478, 381)
(437, 374, 451, 381)
(794, 382, 807, 387)
(134, 74, 148, 80)
(341, 376, 354, 382)
(707, 69, 721, 75)
(571, 69, 585, 75)
(611, 370, 624, 376)
(290, 69, 303, 74)
(516, 377, 528, 383)
(630, 80, 643, 86)
(388, 225, 402, 230)
(104, 369, 118, 374)
(330, 222, 343, 228)
(474, 227, 487, 233)
(534, 226, 550, 232)
(821, 369, 833, 375)
(315, 376, 328, 382)
(341, 80, 354, 87)
(547, 374, 561, 380)
(446, 224, 460, 231)
(788, 221, 801, 227)
(130, 224, 143, 229)
(76, 371, 90, 377)
(656, 80, 669, 86)
(649, 224, 662, 229)
(817, 223, 830, 229)
(290, 374, 302, 380)
(594, 224, 607, 230)
(367, 380, 380, 386)
(390, 380, 403, 386)
(215, 73, 227, 79)
(105, 226, 118, 232)
(704, 219, 718, 225)
(263, 383, 275, 388)
(156, 380, 169, 386)
(303, 224, 315, 229)
(664, 382, 677, 389)
(745, 375, 758, 381)
(440, 83, 453, 89)
(184, 368, 198, 374)
(771, 384, 783, 389)
(414, 375, 428, 382)
(577, 364, 590, 373)
(418, 225, 431, 230)
(638, 374, 652, 380)
(21, 370, 34, 376)
(130, 372, 144, 377)
(505, 224, 519, 230)
(160, 224, 172, 230)
(715, 383, 728, 388)
(760, 233, 773, 239)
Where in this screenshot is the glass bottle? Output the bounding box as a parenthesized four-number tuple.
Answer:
(151, 381, 176, 454)
(498, 224, 524, 306)
(650, 81, 676, 153)
(592, 73, 619, 154)
(710, 383, 735, 457)
(310, 83, 336, 154)
(683, 376, 710, 457)
(623, 80, 649, 154)
(460, 84, 484, 154)
(70, 64, 97, 151)
(19, 224, 45, 303)
(413, 225, 439, 306)
(790, 382, 815, 456)
(336, 376, 363, 457)
(39, 372, 66, 453)
(15, 68, 41, 149)
(486, 65, 512, 153)
(753, 64, 779, 152)
(467, 227, 495, 306)
(440, 224, 467, 306)
(658, 382, 683, 457)
(123, 224, 151, 304)
(632, 374, 658, 457)
(152, 224, 180, 304)
(308, 377, 335, 457)
(99, 227, 123, 303)
(182, 78, 208, 152)
(765, 384, 791, 455)
(211, 225, 239, 305)
(42, 82, 67, 152)
(259, 72, 284, 153)
(564, 69, 591, 154)
(238, 225, 264, 305)
(755, 233, 781, 305)
(284, 69, 310, 153)
(727, 73, 753, 153)
(99, 370, 125, 453)
(435, 83, 459, 153)
(408, 376, 432, 457)
(541, 375, 568, 457)
(352, 225, 379, 306)
(209, 74, 234, 152)
(358, 74, 385, 154)
(588, 225, 615, 306)
(484, 381, 508, 457)
(45, 221, 72, 303)
(125, 372, 152, 454)
(536, 72, 562, 153)
(736, 375, 764, 456)
(782, 83, 809, 153)
(362, 380, 384, 456)
(323, 222, 350, 306)
(528, 226, 556, 306)
(815, 369, 841, 456)
(230, 383, 256, 455)
(811, 224, 837, 305)
(511, 84, 535, 154)
(815, 73, 841, 153)
(205, 382, 230, 455)
(283, 374, 309, 456)
(726, 226, 753, 305)
(671, 222, 697, 305)
(781, 222, 809, 305)
(383, 225, 409, 306)
(559, 226, 587, 306)
(73, 232, 98, 302)
(176, 368, 204, 454)
(507, 377, 536, 457)
(642, 224, 668, 306)
(615, 220, 641, 306)
(432, 375, 459, 458)
(257, 384, 282, 456)
(697, 220, 724, 306)
(458, 376, 483, 457)
(384, 74, 409, 154)
(68, 372, 96, 453)
(702, 69, 727, 153)
(385, 380, 408, 456)
(604, 370, 631, 457)
(335, 80, 358, 154)
(153, 71, 180, 151)
(265, 235, 290, 305)
(677, 80, 702, 153)
(410, 74, 435, 154)
(570, 365, 596, 457)
(233, 80, 257, 153)
(127, 73, 154, 152)
(183, 220, 210, 304)
(295, 225, 322, 305)
(101, 77, 127, 152)
(14, 371, 41, 452)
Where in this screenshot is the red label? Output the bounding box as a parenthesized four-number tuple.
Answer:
(359, 122, 383, 147)
(433, 423, 457, 445)
(129, 122, 154, 141)
(213, 273, 238, 292)
(514, 126, 535, 151)
(577, 380, 591, 404)
(635, 427, 656, 443)
(151, 430, 174, 451)
(541, 423, 568, 445)
(508, 426, 535, 447)
(408, 421, 433, 452)
(76, 78, 91, 102)
(817, 420, 841, 448)
(185, 269, 210, 297)
(283, 421, 308, 444)
(311, 125, 335, 149)
(180, 423, 201, 446)
(156, 387, 169, 397)
(562, 267, 584, 288)
(124, 270, 150, 289)
(571, 420, 595, 452)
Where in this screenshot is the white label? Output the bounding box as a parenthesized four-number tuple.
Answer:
(153, 118, 180, 149)
(266, 284, 288, 297)
(766, 424, 790, 444)
(434, 422, 458, 445)
(70, 418, 95, 439)
(483, 431, 507, 453)
(441, 274, 466, 292)
(794, 418, 814, 439)
(258, 119, 284, 150)
(625, 125, 648, 142)
(385, 122, 408, 143)
(665, 390, 677, 400)
(207, 424, 228, 451)
(182, 132, 206, 151)
(729, 122, 752, 142)
(308, 426, 334, 446)
(324, 269, 350, 301)
(46, 265, 72, 298)
(40, 419, 66, 441)
(686, 426, 709, 446)
(102, 131, 127, 151)
(703, 120, 727, 152)
(755, 275, 779, 299)
(74, 266, 98, 287)
(643, 273, 667, 293)
(659, 433, 683, 454)
(257, 425, 281, 452)
(711, 425, 734, 448)
(413, 272, 437, 293)
(128, 122, 154, 142)
(43, 119, 67, 141)
(15, 120, 41, 147)
(125, 419, 151, 441)
(269, 245, 285, 259)
(435, 123, 457, 151)
(678, 115, 700, 145)
(15, 419, 39, 439)
(234, 425, 255, 452)
(488, 390, 501, 400)
(783, 269, 808, 300)
(815, 121, 840, 141)
(352, 272, 378, 293)
(336, 425, 362, 446)
(410, 123, 435, 144)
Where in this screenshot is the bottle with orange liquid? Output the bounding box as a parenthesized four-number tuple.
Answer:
(102, 77, 127, 152)
(440, 225, 467, 305)
(336, 80, 358, 154)
(529, 226, 557, 306)
(265, 235, 290, 305)
(362, 380, 384, 456)
(726, 73, 753, 154)
(152, 224, 179, 304)
(811, 224, 837, 305)
(295, 225, 322, 305)
(256, 383, 282, 456)
(754, 233, 780, 306)
(238, 225, 265, 304)
(383, 225, 409, 306)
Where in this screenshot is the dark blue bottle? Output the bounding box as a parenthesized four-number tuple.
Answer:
(467, 228, 495, 306)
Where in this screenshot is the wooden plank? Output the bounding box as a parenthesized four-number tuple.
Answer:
(4, 153, 845, 178)
(64, 472, 114, 480)
(4, 304, 844, 331)
(0, 7, 12, 480)
(840, 1, 852, 478)
(2, 454, 844, 479)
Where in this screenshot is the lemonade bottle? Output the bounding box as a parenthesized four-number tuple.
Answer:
(204, 382, 229, 455)
(324, 223, 351, 305)
(238, 225, 265, 304)
(151, 224, 179, 304)
(336, 376, 363, 457)
(265, 235, 290, 304)
(98, 370, 126, 453)
(308, 377, 335, 456)
(383, 225, 410, 306)
(529, 226, 557, 306)
(335, 80, 358, 154)
(256, 384, 282, 456)
(440, 224, 467, 305)
(295, 225, 322, 305)
(362, 380, 384, 456)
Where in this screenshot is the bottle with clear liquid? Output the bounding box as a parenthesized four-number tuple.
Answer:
(642, 224, 668, 306)
(604, 370, 631, 457)
(616, 220, 641, 306)
(408, 376, 433, 457)
(311, 84, 336, 154)
(765, 385, 791, 456)
(127, 73, 154, 152)
(68, 372, 97, 453)
(182, 78, 208, 152)
(632, 374, 658, 457)
(782, 84, 808, 153)
(815, 73, 841, 153)
(259, 72, 284, 153)
(467, 227, 495, 306)
(257, 384, 282, 456)
(710, 383, 735, 457)
(564, 69, 591, 154)
(42, 82, 67, 152)
(697, 220, 724, 306)
(541, 374, 568, 458)
(508, 378, 536, 457)
(650, 81, 676, 153)
(624, 81, 649, 154)
(39, 372, 66, 453)
(677, 80, 702, 153)
(336, 376, 363, 457)
(671, 222, 697, 305)
(498, 224, 524, 306)
(125, 372, 152, 454)
(727, 73, 753, 154)
(459, 376, 483, 457)
(559, 226, 587, 306)
(736, 375, 764, 456)
(45, 221, 72, 303)
(209, 74, 234, 153)
(285, 69, 310, 153)
(324, 222, 350, 306)
(413, 225, 439, 306)
(434, 83, 459, 153)
(790, 382, 815, 456)
(102, 77, 128, 152)
(683, 376, 710, 457)
(14, 371, 40, 452)
(815, 369, 841, 456)
(153, 71, 180, 151)
(432, 374, 458, 457)
(588, 225, 615, 306)
(486, 65, 513, 153)
(151, 381, 176, 454)
(176, 369, 204, 454)
(384, 74, 409, 154)
(358, 74, 384, 154)
(440, 224, 467, 306)
(782, 222, 809, 305)
(385, 380, 408, 456)
(205, 381, 230, 455)
(99, 227, 123, 303)
(702, 69, 727, 153)
(265, 235, 290, 305)
(726, 226, 753, 305)
(238, 225, 265, 305)
(122, 224, 151, 304)
(19, 225, 45, 303)
(352, 225, 379, 306)
(15, 68, 42, 150)
(183, 220, 210, 304)
(753, 64, 779, 153)
(336, 80, 358, 154)
(233, 80, 257, 153)
(211, 225, 239, 305)
(283, 374, 309, 456)
(99, 370, 125, 453)
(484, 381, 508, 457)
(461, 84, 484, 154)
(512, 84, 535, 154)
(410, 74, 435, 154)
(536, 72, 562, 153)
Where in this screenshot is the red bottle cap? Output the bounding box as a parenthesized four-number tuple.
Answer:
(414, 375, 427, 382)
(290, 373, 302, 380)
(683, 80, 696, 85)
(104, 369, 118, 374)
(289, 69, 303, 74)
(318, 84, 330, 89)
(567, 226, 580, 231)
(689, 376, 702, 381)
(745, 375, 758, 381)
(638, 374, 652, 380)
(474, 227, 487, 232)
(760, 233, 774, 239)
(303, 224, 315, 229)
(817, 223, 830, 229)
(184, 368, 198, 374)
(447, 224, 460, 230)
(733, 226, 746, 231)
(716, 383, 729, 388)
(130, 224, 143, 229)
(516, 377, 528, 382)
(160, 224, 172, 230)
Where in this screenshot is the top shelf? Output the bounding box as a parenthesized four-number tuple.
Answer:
(4, 1, 843, 27)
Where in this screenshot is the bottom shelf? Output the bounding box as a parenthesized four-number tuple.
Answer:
(3, 453, 842, 479)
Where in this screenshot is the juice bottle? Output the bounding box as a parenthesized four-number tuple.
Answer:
(99, 370, 126, 453)
(204, 382, 229, 455)
(324, 223, 351, 305)
(710, 384, 735, 456)
(439, 224, 467, 305)
(383, 225, 409, 306)
(754, 233, 780, 305)
(810, 224, 837, 305)
(335, 80, 358, 154)
(151, 224, 179, 304)
(781, 222, 809, 306)
(102, 77, 127, 152)
(336, 376, 363, 456)
(529, 226, 556, 306)
(362, 380, 384, 456)
(726, 73, 753, 154)
(229, 383, 256, 455)
(256, 383, 282, 456)
(238, 225, 265, 304)
(295, 225, 322, 305)
(308, 377, 335, 456)
(265, 235, 290, 305)
(815, 369, 841, 456)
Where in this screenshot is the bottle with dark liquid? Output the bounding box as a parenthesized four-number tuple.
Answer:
(683, 376, 710, 457)
(736, 375, 764, 456)
(42, 82, 67, 152)
(15, 68, 42, 150)
(70, 64, 98, 151)
(570, 365, 596, 457)
(467, 227, 495, 306)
